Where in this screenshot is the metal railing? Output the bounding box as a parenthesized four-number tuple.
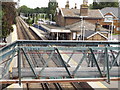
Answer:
(0, 40, 120, 85)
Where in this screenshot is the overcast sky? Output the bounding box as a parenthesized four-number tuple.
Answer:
(14, 0, 93, 9)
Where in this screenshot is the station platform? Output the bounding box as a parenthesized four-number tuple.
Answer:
(6, 25, 18, 43)
(6, 25, 19, 89)
(29, 26, 47, 40)
(6, 25, 18, 70)
(7, 83, 23, 90)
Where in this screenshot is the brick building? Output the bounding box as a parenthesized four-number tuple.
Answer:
(55, 0, 103, 27)
(53, 0, 110, 40)
(65, 20, 108, 40)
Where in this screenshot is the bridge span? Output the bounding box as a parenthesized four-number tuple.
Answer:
(0, 40, 119, 87)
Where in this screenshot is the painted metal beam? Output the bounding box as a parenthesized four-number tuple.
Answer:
(72, 51, 86, 75)
(0, 41, 17, 54)
(11, 67, 119, 78)
(1, 50, 16, 79)
(0, 77, 119, 84)
(17, 40, 120, 45)
(110, 51, 120, 69)
(0, 49, 16, 61)
(21, 46, 120, 51)
(18, 48, 21, 86)
(39, 51, 54, 75)
(66, 50, 75, 64)
(105, 48, 110, 83)
(55, 48, 72, 78)
(21, 48, 38, 79)
(89, 48, 103, 77)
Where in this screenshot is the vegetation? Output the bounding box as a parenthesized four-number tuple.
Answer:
(18, 1, 58, 22)
(47, 1, 58, 21)
(90, 2, 119, 9)
(18, 5, 48, 16)
(0, 10, 3, 38)
(1, 2, 16, 42)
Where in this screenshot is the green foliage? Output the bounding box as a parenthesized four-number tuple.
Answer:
(26, 17, 34, 25)
(90, 2, 119, 9)
(1, 2, 16, 41)
(18, 5, 48, 14)
(18, 3, 58, 21)
(0, 10, 3, 20)
(47, 2, 58, 21)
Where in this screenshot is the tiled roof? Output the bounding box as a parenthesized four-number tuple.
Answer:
(61, 8, 103, 18)
(84, 31, 108, 39)
(84, 30, 95, 38)
(65, 20, 108, 31)
(101, 7, 119, 18)
(43, 24, 65, 29)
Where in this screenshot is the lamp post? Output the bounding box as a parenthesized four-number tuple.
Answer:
(83, 26, 85, 41)
(111, 21, 113, 40)
(81, 17, 83, 40)
(80, 16, 87, 40)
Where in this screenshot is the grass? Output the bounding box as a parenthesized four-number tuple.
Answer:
(112, 33, 120, 35)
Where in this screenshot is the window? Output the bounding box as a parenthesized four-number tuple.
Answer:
(104, 15, 113, 22)
(116, 27, 120, 31)
(73, 32, 76, 39)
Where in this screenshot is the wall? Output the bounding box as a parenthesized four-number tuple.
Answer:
(56, 11, 65, 26)
(65, 18, 80, 26)
(87, 34, 107, 40)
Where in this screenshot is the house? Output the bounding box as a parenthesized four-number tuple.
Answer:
(55, 0, 103, 27)
(65, 20, 108, 40)
(100, 7, 120, 34)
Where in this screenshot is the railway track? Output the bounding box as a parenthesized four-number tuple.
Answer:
(16, 17, 59, 67)
(16, 16, 93, 89)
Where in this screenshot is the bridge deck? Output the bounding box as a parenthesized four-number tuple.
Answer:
(12, 67, 119, 78)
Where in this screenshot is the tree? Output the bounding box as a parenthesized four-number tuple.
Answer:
(18, 5, 48, 14)
(0, 10, 3, 38)
(47, 1, 58, 21)
(1, 2, 16, 42)
(18, 5, 32, 15)
(90, 2, 119, 9)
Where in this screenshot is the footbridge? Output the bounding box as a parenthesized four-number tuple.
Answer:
(0, 40, 120, 85)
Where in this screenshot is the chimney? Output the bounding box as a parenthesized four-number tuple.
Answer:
(74, 3, 77, 9)
(95, 20, 101, 32)
(80, 0, 88, 16)
(65, 0, 69, 9)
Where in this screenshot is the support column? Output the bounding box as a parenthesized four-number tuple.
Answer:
(105, 48, 110, 83)
(18, 48, 21, 86)
(56, 32, 59, 40)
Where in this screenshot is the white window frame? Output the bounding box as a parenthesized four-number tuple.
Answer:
(73, 32, 76, 39)
(104, 15, 113, 22)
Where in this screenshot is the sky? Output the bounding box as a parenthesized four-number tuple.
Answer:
(14, 0, 93, 9)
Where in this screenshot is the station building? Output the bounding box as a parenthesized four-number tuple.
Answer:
(55, 0, 119, 38)
(100, 7, 120, 34)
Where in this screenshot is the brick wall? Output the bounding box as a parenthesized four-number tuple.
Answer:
(65, 18, 80, 26)
(87, 34, 107, 40)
